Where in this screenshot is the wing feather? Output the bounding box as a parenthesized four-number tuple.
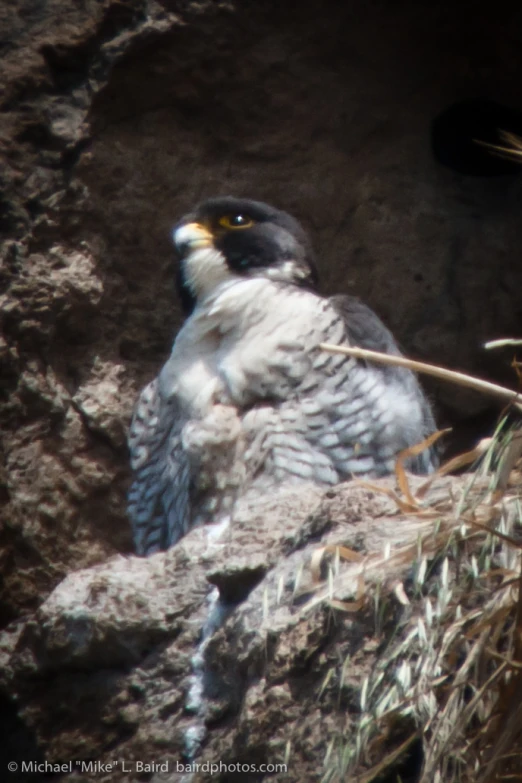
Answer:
(330, 295, 438, 473)
(128, 379, 191, 555)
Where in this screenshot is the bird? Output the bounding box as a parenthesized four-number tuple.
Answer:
(128, 197, 438, 556)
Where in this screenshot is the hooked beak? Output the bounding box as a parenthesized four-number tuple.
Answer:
(173, 222, 213, 255)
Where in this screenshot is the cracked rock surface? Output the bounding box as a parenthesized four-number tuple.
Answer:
(4, 478, 453, 781)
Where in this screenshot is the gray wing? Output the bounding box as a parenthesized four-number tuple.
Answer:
(253, 294, 438, 484)
(330, 294, 438, 473)
(329, 295, 404, 355)
(127, 379, 191, 555)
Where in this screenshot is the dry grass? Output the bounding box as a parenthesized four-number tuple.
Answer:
(312, 422, 522, 783)
(319, 343, 522, 412)
(474, 130, 522, 164)
(315, 136, 522, 782)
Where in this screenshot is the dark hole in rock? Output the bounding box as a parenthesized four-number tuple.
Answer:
(208, 565, 267, 605)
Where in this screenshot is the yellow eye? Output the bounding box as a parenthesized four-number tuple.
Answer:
(218, 214, 254, 230)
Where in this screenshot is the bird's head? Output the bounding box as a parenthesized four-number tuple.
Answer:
(172, 197, 319, 314)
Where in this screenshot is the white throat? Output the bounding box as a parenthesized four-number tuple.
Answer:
(182, 246, 232, 302)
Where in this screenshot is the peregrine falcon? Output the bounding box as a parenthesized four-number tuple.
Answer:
(128, 197, 438, 555)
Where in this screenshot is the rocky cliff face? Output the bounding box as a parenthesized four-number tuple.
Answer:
(0, 476, 475, 782)
(1, 0, 522, 779)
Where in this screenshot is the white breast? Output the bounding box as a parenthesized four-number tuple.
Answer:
(158, 277, 327, 415)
